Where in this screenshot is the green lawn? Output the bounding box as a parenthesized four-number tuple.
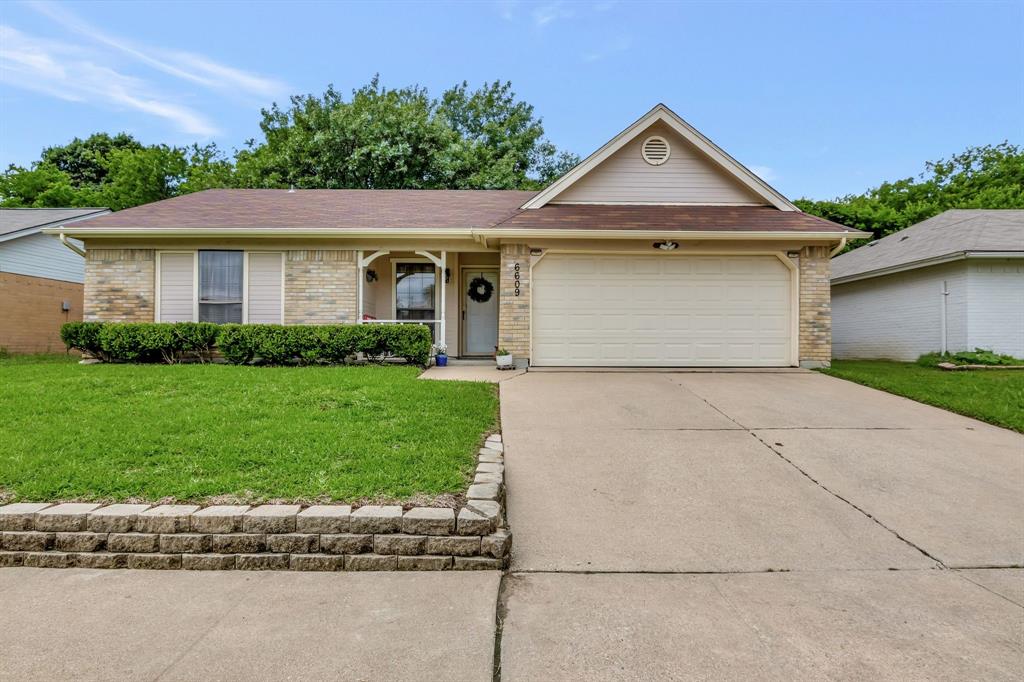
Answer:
(820, 360, 1024, 433)
(0, 356, 497, 504)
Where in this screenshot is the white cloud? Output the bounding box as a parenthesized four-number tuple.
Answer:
(581, 34, 632, 62)
(0, 25, 219, 136)
(532, 2, 574, 27)
(749, 165, 778, 182)
(26, 0, 288, 99)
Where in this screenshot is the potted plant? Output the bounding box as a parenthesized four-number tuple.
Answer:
(495, 347, 514, 370)
(433, 343, 448, 367)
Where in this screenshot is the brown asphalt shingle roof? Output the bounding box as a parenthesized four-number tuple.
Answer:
(493, 204, 857, 233)
(63, 188, 856, 234)
(70, 189, 535, 229)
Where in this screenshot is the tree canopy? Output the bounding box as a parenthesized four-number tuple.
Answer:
(797, 142, 1024, 245)
(1, 77, 579, 210)
(235, 77, 578, 190)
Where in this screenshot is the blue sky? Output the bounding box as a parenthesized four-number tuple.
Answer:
(1, 0, 1021, 200)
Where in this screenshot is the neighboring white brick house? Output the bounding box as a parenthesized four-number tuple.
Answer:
(831, 210, 1023, 360)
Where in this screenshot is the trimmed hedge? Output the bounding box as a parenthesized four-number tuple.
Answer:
(62, 322, 219, 363)
(215, 323, 432, 366)
(59, 322, 432, 366)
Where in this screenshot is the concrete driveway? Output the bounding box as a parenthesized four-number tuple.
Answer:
(499, 370, 1023, 680)
(1, 370, 1021, 680)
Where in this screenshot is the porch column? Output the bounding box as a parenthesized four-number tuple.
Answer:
(414, 250, 447, 346)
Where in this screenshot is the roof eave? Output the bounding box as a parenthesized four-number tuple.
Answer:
(44, 225, 869, 242)
(831, 249, 1024, 284)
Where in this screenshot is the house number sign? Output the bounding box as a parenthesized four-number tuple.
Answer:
(514, 262, 521, 296)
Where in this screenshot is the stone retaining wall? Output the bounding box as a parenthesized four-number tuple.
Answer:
(0, 435, 509, 572)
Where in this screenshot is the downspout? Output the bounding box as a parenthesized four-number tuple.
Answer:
(58, 232, 86, 257)
(829, 237, 847, 257)
(940, 280, 949, 355)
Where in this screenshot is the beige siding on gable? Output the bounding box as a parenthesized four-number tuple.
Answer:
(247, 252, 283, 323)
(553, 122, 766, 206)
(157, 252, 194, 322)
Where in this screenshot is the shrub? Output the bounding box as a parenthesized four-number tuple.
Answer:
(60, 322, 434, 366)
(61, 322, 221, 364)
(216, 323, 432, 366)
(918, 348, 1024, 367)
(60, 322, 108, 360)
(98, 323, 175, 363)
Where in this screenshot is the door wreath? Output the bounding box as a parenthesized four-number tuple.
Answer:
(467, 276, 494, 303)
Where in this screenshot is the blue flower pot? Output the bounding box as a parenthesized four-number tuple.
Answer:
(436, 354, 448, 367)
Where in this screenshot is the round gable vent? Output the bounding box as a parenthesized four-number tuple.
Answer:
(641, 135, 671, 166)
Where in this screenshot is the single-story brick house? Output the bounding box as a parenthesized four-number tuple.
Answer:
(1, 207, 109, 354)
(831, 209, 1023, 360)
(46, 105, 866, 367)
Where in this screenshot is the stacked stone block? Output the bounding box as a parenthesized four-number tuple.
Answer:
(0, 436, 510, 572)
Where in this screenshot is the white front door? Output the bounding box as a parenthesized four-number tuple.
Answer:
(463, 268, 499, 355)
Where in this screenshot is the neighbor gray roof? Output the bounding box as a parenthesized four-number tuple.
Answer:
(0, 207, 109, 241)
(831, 209, 1024, 283)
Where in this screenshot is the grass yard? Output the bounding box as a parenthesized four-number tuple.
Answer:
(0, 355, 497, 504)
(821, 360, 1024, 433)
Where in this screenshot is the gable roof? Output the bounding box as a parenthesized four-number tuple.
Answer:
(0, 207, 109, 242)
(521, 104, 797, 211)
(831, 209, 1024, 283)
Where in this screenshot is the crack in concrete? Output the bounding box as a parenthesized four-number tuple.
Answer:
(152, 573, 268, 681)
(670, 378, 950, 569)
(491, 572, 510, 682)
(953, 570, 1024, 609)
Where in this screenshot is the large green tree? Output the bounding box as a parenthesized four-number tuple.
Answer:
(797, 142, 1024, 244)
(1, 135, 234, 210)
(235, 77, 579, 190)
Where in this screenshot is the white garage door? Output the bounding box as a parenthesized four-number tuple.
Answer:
(532, 254, 793, 367)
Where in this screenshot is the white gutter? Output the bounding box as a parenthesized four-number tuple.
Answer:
(832, 250, 1023, 285)
(58, 232, 86, 257)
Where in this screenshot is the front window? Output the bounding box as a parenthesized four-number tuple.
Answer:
(199, 250, 243, 323)
(395, 262, 436, 336)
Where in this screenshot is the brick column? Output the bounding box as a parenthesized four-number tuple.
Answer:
(498, 243, 530, 364)
(798, 245, 831, 367)
(284, 250, 358, 324)
(84, 249, 155, 322)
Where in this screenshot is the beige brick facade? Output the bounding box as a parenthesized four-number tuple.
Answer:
(497, 243, 530, 360)
(284, 250, 358, 324)
(84, 249, 155, 322)
(798, 245, 832, 367)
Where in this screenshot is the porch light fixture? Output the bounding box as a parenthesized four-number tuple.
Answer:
(445, 268, 452, 284)
(653, 241, 679, 251)
(530, 248, 543, 256)
(365, 269, 378, 283)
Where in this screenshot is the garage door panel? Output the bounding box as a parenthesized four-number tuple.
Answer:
(532, 254, 792, 367)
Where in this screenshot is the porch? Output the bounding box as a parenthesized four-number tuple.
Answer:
(357, 249, 501, 358)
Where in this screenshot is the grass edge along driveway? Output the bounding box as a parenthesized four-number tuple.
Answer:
(0, 356, 498, 504)
(820, 359, 1023, 433)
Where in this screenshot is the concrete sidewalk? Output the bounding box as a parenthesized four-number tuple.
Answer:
(0, 569, 499, 681)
